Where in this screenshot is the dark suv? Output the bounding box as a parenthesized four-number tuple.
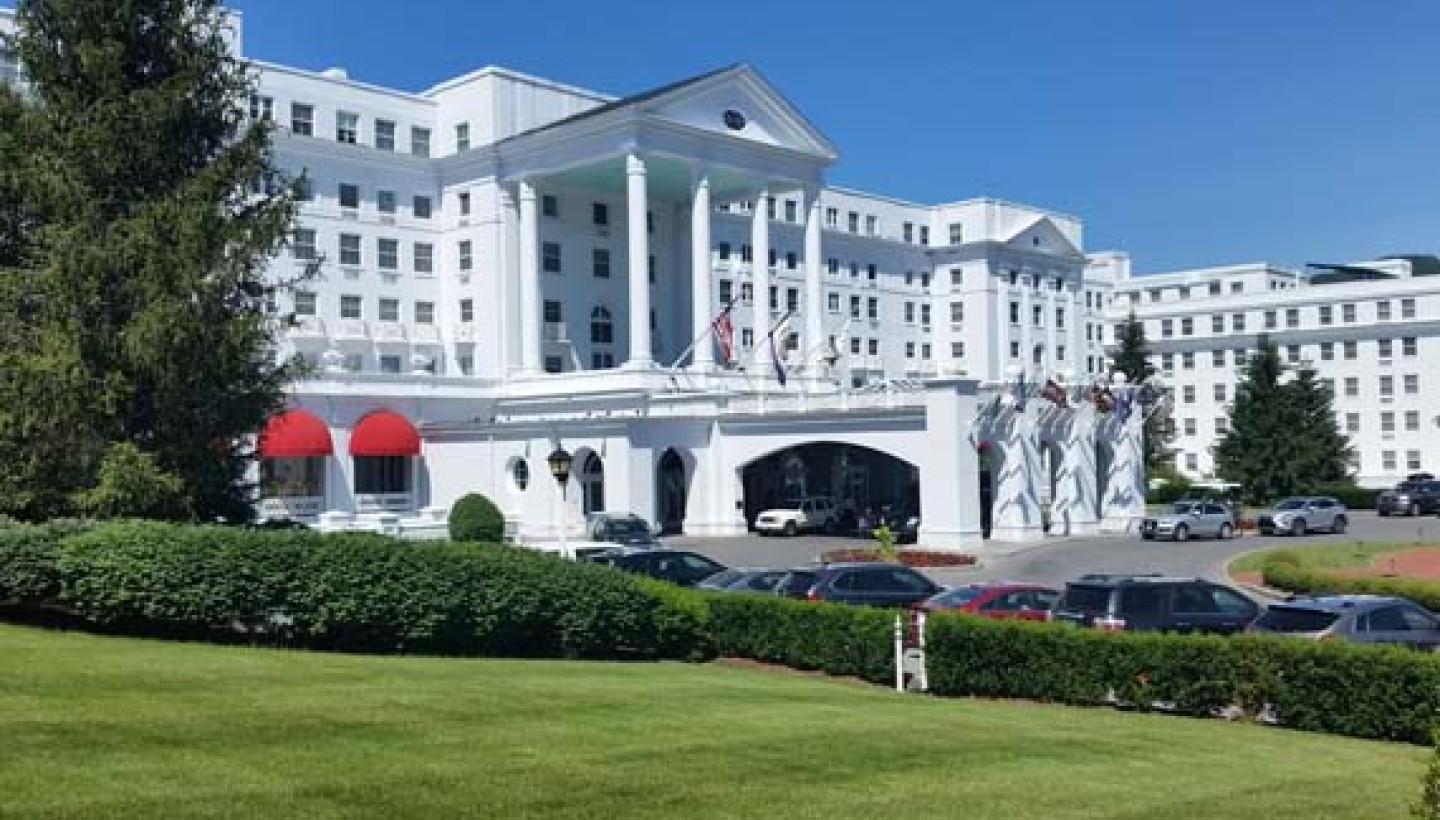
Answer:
(1377, 480, 1440, 517)
(1052, 574, 1259, 634)
(775, 563, 942, 608)
(592, 549, 725, 586)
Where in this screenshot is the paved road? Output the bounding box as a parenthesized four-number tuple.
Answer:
(673, 511, 1440, 590)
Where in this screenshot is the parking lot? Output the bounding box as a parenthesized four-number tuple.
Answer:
(673, 511, 1440, 591)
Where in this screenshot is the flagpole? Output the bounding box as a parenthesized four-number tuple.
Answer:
(667, 296, 739, 374)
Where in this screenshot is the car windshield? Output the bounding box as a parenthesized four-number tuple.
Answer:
(604, 519, 650, 536)
(1255, 606, 1340, 633)
(1060, 585, 1111, 613)
(1396, 483, 1419, 493)
(1170, 503, 1195, 515)
(698, 569, 746, 588)
(929, 586, 985, 607)
(1275, 499, 1307, 511)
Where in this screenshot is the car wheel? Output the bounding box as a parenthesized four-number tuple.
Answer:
(1173, 524, 1189, 542)
(1332, 516, 1347, 535)
(1291, 518, 1307, 537)
(783, 521, 797, 537)
(1219, 523, 1234, 540)
(1378, 508, 1389, 518)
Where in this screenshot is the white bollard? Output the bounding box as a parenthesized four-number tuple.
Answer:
(894, 613, 904, 692)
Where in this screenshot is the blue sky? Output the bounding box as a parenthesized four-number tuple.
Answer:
(18, 1, 1440, 273)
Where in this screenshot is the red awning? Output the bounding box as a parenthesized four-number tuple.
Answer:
(258, 410, 334, 458)
(349, 410, 421, 457)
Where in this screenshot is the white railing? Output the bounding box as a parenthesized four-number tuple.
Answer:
(543, 322, 568, 342)
(411, 324, 441, 344)
(355, 492, 414, 514)
(374, 322, 407, 342)
(259, 495, 324, 519)
(334, 319, 369, 339)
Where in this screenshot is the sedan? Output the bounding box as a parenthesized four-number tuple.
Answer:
(914, 582, 1059, 622)
(1249, 595, 1440, 649)
(696, 568, 789, 594)
(1256, 496, 1348, 536)
(591, 549, 726, 587)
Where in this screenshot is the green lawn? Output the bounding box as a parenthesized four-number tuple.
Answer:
(0, 624, 1426, 819)
(1229, 541, 1428, 573)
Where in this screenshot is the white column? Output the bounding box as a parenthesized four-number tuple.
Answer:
(625, 153, 653, 369)
(803, 186, 825, 377)
(990, 408, 1046, 542)
(518, 180, 541, 375)
(1020, 278, 1034, 377)
(1052, 403, 1100, 536)
(917, 378, 985, 552)
(1101, 405, 1148, 533)
(689, 167, 713, 370)
(750, 185, 771, 367)
(1069, 285, 1083, 376)
(993, 275, 1008, 381)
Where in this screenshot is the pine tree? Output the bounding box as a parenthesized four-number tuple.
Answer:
(0, 0, 306, 521)
(1213, 336, 1351, 502)
(1109, 312, 1173, 470)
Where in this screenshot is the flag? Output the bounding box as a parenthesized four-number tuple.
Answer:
(1011, 370, 1028, 412)
(1041, 378, 1069, 408)
(768, 310, 793, 386)
(1115, 388, 1133, 423)
(712, 306, 734, 364)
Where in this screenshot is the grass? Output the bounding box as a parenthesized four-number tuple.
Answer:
(1229, 541, 1432, 574)
(0, 624, 1428, 820)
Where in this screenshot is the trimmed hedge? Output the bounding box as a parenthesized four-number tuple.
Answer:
(4, 520, 698, 660)
(1263, 560, 1440, 612)
(925, 611, 1440, 744)
(1314, 482, 1378, 511)
(449, 493, 505, 543)
(707, 593, 895, 684)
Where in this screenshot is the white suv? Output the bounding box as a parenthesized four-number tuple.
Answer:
(755, 497, 838, 537)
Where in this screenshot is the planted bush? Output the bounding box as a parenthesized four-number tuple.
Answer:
(449, 493, 505, 543)
(1263, 561, 1440, 612)
(707, 593, 895, 684)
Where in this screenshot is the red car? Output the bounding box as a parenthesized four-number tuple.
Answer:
(914, 582, 1060, 622)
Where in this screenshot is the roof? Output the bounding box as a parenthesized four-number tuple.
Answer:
(496, 64, 741, 146)
(1276, 595, 1404, 612)
(1071, 574, 1204, 585)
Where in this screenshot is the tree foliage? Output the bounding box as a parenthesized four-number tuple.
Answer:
(0, 0, 306, 522)
(1212, 336, 1352, 502)
(1109, 312, 1172, 470)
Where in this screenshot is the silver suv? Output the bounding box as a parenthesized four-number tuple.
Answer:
(1140, 502, 1235, 542)
(1256, 496, 1348, 536)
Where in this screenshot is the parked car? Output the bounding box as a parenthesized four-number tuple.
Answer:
(1052, 574, 1259, 634)
(773, 562, 941, 608)
(591, 549, 726, 586)
(1140, 501, 1236, 541)
(914, 582, 1059, 621)
(1249, 595, 1440, 649)
(755, 497, 839, 537)
(696, 568, 790, 594)
(524, 540, 634, 562)
(1377, 480, 1440, 517)
(1256, 496, 1348, 536)
(584, 512, 661, 548)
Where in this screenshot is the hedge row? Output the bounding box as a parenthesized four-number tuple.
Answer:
(707, 593, 895, 684)
(0, 520, 699, 660)
(924, 613, 1440, 744)
(1263, 560, 1440, 612)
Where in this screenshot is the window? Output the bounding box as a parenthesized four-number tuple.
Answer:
(950, 302, 964, 324)
(864, 215, 877, 235)
(413, 196, 432, 219)
(1406, 411, 1420, 432)
(1382, 412, 1396, 433)
(1185, 453, 1199, 472)
(1230, 281, 1243, 294)
(1211, 314, 1224, 334)
(1380, 375, 1394, 398)
(458, 240, 473, 271)
(1405, 374, 1419, 394)
(847, 211, 859, 233)
(867, 264, 877, 282)
(378, 190, 397, 215)
(947, 222, 965, 245)
(377, 238, 398, 270)
(1182, 385, 1196, 404)
(867, 297, 878, 320)
(412, 243, 433, 274)
(1232, 313, 1246, 332)
(339, 234, 361, 266)
(1342, 303, 1357, 323)
(1214, 383, 1227, 402)
(1208, 282, 1222, 296)
(457, 192, 471, 216)
(455, 122, 470, 152)
(785, 251, 797, 270)
(828, 292, 840, 312)
(1383, 451, 1398, 472)
(1032, 305, 1044, 326)
(1286, 345, 1300, 363)
(1161, 319, 1173, 338)
(1010, 302, 1020, 324)
(765, 197, 776, 220)
(850, 337, 862, 355)
(952, 342, 965, 359)
(1320, 342, 1334, 361)
(1345, 413, 1361, 433)
(1184, 418, 1197, 436)
(825, 207, 838, 228)
(290, 103, 314, 136)
(336, 111, 359, 144)
(544, 356, 564, 374)
(339, 183, 360, 210)
(457, 356, 474, 376)
(1212, 350, 1224, 367)
(378, 298, 399, 323)
(592, 248, 611, 279)
(1408, 451, 1424, 471)
(1404, 337, 1418, 356)
(849, 296, 861, 319)
(379, 355, 402, 374)
(249, 94, 274, 121)
(1182, 352, 1195, 370)
(1181, 317, 1192, 336)
(868, 339, 879, 356)
(537, 194, 559, 218)
(411, 127, 431, 158)
(375, 119, 396, 151)
(906, 342, 916, 359)
(1161, 353, 1174, 372)
(292, 229, 317, 261)
(1319, 305, 1333, 325)
(293, 291, 317, 316)
(1010, 341, 1020, 359)
(921, 304, 932, 326)
(904, 302, 916, 324)
(1344, 377, 1359, 397)
(459, 299, 474, 323)
(1379, 339, 1393, 359)
(543, 300, 562, 324)
(592, 203, 609, 226)
(919, 226, 929, 245)
(340, 295, 362, 319)
(414, 301, 435, 325)
(1285, 308, 1300, 328)
(590, 306, 614, 345)
(542, 242, 561, 273)
(768, 287, 778, 311)
(786, 288, 799, 312)
(1264, 310, 1277, 330)
(785, 200, 797, 222)
(1403, 298, 1417, 319)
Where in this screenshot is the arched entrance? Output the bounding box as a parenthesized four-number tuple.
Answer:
(656, 448, 688, 535)
(579, 451, 605, 515)
(740, 442, 919, 534)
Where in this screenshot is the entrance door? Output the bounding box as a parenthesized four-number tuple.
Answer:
(657, 449, 687, 535)
(580, 453, 605, 515)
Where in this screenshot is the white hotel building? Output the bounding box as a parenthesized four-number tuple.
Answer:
(1104, 257, 1440, 488)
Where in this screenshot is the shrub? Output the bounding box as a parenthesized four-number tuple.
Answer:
(449, 493, 505, 543)
(1314, 482, 1377, 511)
(1416, 733, 1440, 819)
(1264, 561, 1440, 612)
(635, 578, 715, 662)
(72, 442, 191, 521)
(707, 594, 895, 684)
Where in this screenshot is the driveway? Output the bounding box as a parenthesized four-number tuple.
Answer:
(673, 511, 1440, 590)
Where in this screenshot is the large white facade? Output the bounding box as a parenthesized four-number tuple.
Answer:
(1103, 257, 1440, 488)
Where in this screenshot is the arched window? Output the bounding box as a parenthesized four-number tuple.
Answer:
(590, 306, 613, 345)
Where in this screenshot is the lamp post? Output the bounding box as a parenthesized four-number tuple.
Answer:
(548, 446, 573, 551)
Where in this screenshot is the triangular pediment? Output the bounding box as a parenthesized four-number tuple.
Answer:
(1006, 216, 1083, 258)
(638, 66, 839, 160)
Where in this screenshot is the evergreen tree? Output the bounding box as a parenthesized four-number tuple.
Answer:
(1110, 312, 1173, 470)
(1213, 336, 1351, 502)
(0, 0, 306, 522)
